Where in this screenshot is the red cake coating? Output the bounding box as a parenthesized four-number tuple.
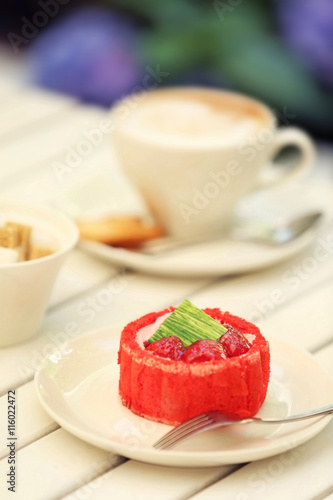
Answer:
(118, 307, 270, 426)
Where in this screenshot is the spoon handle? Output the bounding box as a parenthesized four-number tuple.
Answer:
(140, 212, 322, 255)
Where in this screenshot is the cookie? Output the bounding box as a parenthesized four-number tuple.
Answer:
(76, 216, 164, 247)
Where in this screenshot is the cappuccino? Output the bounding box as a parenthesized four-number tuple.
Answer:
(115, 88, 270, 146)
(111, 87, 314, 237)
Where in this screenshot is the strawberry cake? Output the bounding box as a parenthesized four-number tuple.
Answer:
(118, 303, 270, 426)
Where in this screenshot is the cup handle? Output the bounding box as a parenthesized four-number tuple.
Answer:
(258, 127, 315, 189)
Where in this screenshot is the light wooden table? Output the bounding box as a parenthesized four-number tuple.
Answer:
(0, 74, 333, 500)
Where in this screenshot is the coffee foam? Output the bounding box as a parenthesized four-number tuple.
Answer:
(115, 89, 269, 146)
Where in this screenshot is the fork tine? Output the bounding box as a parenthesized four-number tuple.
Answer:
(154, 413, 213, 449)
(161, 414, 211, 439)
(155, 420, 216, 450)
(154, 414, 211, 449)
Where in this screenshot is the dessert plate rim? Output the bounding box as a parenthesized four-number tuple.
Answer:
(34, 326, 333, 467)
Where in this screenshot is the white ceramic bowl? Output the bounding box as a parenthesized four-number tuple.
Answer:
(0, 198, 79, 347)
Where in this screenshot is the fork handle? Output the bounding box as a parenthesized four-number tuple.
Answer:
(254, 403, 333, 424)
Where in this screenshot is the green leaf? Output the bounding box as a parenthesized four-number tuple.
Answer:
(148, 299, 227, 347)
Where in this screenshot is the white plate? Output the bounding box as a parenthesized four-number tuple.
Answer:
(78, 228, 318, 278)
(35, 327, 333, 467)
(78, 184, 327, 277)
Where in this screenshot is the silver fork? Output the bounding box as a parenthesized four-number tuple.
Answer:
(154, 403, 333, 450)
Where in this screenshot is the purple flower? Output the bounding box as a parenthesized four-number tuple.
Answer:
(29, 7, 143, 105)
(274, 0, 333, 87)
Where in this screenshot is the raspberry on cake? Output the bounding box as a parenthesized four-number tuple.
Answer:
(118, 301, 270, 426)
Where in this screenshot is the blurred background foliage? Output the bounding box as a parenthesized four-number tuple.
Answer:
(1, 0, 333, 138)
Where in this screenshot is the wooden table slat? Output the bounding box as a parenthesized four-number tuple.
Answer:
(0, 429, 122, 500)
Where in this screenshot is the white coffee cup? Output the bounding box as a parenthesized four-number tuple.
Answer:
(111, 87, 315, 237)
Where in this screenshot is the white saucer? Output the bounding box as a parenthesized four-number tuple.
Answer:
(78, 183, 327, 277)
(35, 327, 333, 468)
(78, 230, 316, 278)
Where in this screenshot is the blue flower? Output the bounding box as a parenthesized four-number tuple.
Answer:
(275, 0, 333, 87)
(29, 6, 143, 106)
